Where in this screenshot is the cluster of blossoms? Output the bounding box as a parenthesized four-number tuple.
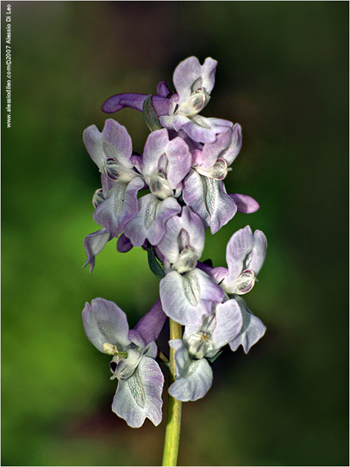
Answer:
(82, 57, 267, 428)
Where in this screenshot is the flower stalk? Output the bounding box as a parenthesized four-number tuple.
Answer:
(162, 319, 182, 466)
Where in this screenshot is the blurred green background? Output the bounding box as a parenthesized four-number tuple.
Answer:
(2, 2, 348, 465)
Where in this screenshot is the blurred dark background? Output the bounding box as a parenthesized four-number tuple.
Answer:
(1, 2, 348, 465)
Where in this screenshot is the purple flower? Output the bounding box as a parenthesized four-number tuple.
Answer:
(83, 119, 139, 183)
(157, 206, 205, 274)
(139, 128, 192, 199)
(160, 267, 224, 326)
(123, 128, 192, 247)
(168, 299, 243, 401)
(228, 296, 266, 354)
(211, 225, 267, 294)
(82, 298, 166, 428)
(102, 57, 233, 144)
(183, 169, 238, 234)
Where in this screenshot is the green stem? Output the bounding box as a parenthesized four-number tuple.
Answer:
(162, 319, 182, 466)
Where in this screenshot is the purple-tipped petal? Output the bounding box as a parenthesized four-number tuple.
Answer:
(230, 193, 260, 214)
(83, 228, 112, 273)
(102, 93, 148, 114)
(157, 80, 170, 97)
(112, 356, 164, 427)
(82, 298, 130, 353)
(229, 296, 266, 354)
(116, 233, 133, 253)
(130, 299, 167, 347)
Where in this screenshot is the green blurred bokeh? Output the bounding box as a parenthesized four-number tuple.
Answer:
(2, 2, 348, 465)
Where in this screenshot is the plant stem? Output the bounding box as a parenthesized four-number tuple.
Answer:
(162, 319, 182, 466)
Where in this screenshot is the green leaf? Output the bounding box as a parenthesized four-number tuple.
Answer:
(147, 243, 165, 279)
(142, 95, 163, 132)
(207, 350, 223, 364)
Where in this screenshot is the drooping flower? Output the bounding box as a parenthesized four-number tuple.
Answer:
(168, 298, 243, 401)
(82, 298, 166, 428)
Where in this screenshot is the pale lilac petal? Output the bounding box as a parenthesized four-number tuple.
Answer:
(157, 206, 205, 265)
(229, 297, 266, 354)
(223, 226, 255, 284)
(164, 137, 192, 188)
(141, 129, 170, 178)
(199, 129, 235, 169)
(160, 269, 224, 326)
(83, 124, 105, 169)
(116, 177, 145, 230)
(210, 266, 229, 285)
(83, 228, 112, 273)
(183, 171, 237, 234)
(82, 298, 130, 353)
(173, 56, 217, 104)
(201, 57, 218, 95)
(124, 194, 181, 247)
(100, 119, 133, 169)
(168, 340, 213, 401)
(221, 123, 242, 166)
(210, 299, 243, 350)
(248, 230, 268, 275)
(93, 178, 144, 238)
(230, 193, 260, 214)
(93, 183, 127, 237)
(83, 119, 133, 171)
(180, 116, 233, 144)
(112, 356, 164, 427)
(173, 56, 203, 104)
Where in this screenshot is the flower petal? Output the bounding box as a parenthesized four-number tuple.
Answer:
(130, 299, 167, 347)
(229, 296, 266, 354)
(160, 269, 224, 326)
(157, 206, 205, 266)
(83, 228, 112, 273)
(112, 356, 164, 427)
(124, 194, 181, 247)
(168, 340, 213, 401)
(229, 193, 260, 214)
(183, 171, 237, 234)
(248, 230, 267, 275)
(82, 298, 130, 352)
(223, 226, 255, 285)
(83, 119, 133, 172)
(210, 299, 243, 350)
